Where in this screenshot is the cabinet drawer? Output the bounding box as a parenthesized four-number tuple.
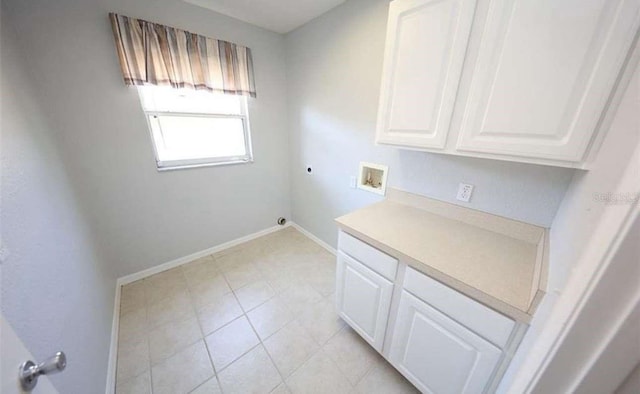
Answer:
(338, 231, 398, 281)
(404, 267, 515, 348)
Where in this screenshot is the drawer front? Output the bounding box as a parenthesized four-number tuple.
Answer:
(404, 267, 515, 348)
(338, 231, 398, 281)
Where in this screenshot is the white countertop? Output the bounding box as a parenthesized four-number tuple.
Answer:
(335, 188, 548, 323)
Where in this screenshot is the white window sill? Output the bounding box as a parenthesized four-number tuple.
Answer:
(156, 158, 254, 172)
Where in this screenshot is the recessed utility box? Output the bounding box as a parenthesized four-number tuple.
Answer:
(357, 162, 389, 196)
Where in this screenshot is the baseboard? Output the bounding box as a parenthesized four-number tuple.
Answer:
(105, 282, 121, 394)
(290, 222, 337, 255)
(117, 223, 290, 287)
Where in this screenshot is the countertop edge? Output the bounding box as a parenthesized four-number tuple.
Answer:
(335, 220, 535, 324)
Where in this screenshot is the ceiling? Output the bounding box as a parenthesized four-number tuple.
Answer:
(182, 0, 347, 34)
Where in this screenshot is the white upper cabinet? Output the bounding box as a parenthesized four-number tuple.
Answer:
(457, 0, 640, 162)
(376, 0, 640, 168)
(376, 0, 478, 149)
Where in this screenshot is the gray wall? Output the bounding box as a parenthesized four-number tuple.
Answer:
(3, 0, 291, 278)
(285, 0, 575, 248)
(1, 15, 115, 393)
(547, 60, 640, 291)
(617, 364, 640, 394)
(527, 51, 640, 394)
(498, 50, 640, 393)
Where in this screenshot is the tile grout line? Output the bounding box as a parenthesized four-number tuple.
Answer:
(318, 324, 358, 390)
(117, 227, 345, 393)
(142, 278, 154, 394)
(223, 247, 290, 391)
(258, 235, 343, 391)
(181, 255, 224, 393)
(225, 236, 310, 392)
(212, 250, 271, 382)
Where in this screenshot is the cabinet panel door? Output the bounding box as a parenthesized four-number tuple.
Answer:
(457, 0, 640, 162)
(336, 252, 394, 351)
(376, 0, 478, 149)
(389, 291, 502, 394)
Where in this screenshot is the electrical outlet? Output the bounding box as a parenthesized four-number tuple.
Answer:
(456, 183, 474, 202)
(349, 176, 357, 188)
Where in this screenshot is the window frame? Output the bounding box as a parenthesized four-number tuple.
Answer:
(138, 87, 254, 171)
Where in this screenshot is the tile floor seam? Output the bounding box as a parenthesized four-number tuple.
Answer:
(139, 293, 152, 393)
(144, 330, 153, 393)
(234, 282, 278, 314)
(240, 300, 288, 386)
(148, 320, 204, 368)
(354, 359, 381, 390)
(318, 335, 357, 390)
(266, 333, 317, 382)
(353, 356, 380, 387)
(202, 308, 246, 339)
(187, 378, 208, 394)
(115, 285, 151, 391)
(203, 288, 262, 373)
(177, 264, 217, 392)
(215, 340, 261, 374)
(187, 376, 219, 394)
(323, 324, 382, 388)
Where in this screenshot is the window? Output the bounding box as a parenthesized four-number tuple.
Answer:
(138, 86, 253, 170)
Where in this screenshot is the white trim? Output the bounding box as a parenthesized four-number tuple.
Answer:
(566, 290, 640, 393)
(105, 283, 121, 394)
(524, 201, 638, 393)
(117, 224, 289, 286)
(290, 222, 337, 255)
(138, 87, 254, 172)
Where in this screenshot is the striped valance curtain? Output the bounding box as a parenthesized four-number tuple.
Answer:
(109, 13, 257, 97)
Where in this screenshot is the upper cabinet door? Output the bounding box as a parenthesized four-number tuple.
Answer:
(457, 0, 640, 162)
(376, 0, 478, 149)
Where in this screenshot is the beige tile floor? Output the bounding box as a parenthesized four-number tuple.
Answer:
(115, 227, 418, 394)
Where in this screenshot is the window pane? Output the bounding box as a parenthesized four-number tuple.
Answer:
(139, 86, 242, 115)
(149, 115, 247, 162)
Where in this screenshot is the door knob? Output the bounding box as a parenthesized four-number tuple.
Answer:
(19, 351, 67, 391)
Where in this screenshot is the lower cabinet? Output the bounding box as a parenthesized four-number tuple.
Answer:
(389, 291, 502, 394)
(335, 231, 519, 393)
(336, 251, 394, 351)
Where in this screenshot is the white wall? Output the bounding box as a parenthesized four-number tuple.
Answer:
(3, 0, 291, 278)
(1, 15, 115, 393)
(531, 215, 639, 394)
(499, 45, 640, 393)
(528, 52, 640, 394)
(284, 0, 575, 248)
